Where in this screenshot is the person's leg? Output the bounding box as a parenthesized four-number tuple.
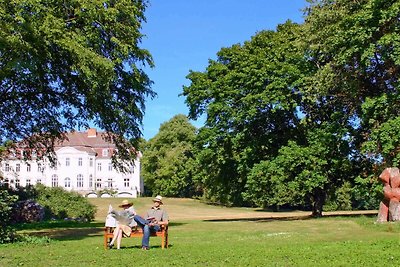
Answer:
(142, 224, 150, 249)
(142, 225, 161, 249)
(116, 230, 122, 249)
(134, 215, 148, 227)
(109, 225, 121, 247)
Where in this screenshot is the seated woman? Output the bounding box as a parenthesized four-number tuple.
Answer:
(108, 199, 136, 249)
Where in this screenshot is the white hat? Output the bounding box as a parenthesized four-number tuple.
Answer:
(118, 199, 133, 208)
(152, 195, 163, 204)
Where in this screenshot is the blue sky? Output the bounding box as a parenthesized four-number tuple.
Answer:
(140, 0, 307, 140)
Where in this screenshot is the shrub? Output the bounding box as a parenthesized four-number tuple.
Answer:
(16, 235, 52, 245)
(11, 199, 45, 223)
(0, 187, 18, 243)
(35, 185, 96, 221)
(352, 174, 381, 210)
(324, 182, 353, 211)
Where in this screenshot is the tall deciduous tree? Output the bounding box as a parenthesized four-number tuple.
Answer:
(141, 114, 198, 197)
(183, 21, 308, 206)
(303, 0, 400, 165)
(301, 0, 400, 212)
(0, 0, 155, 168)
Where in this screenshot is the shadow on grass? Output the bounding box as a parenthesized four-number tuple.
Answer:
(18, 221, 185, 242)
(15, 221, 105, 231)
(26, 227, 104, 241)
(204, 211, 378, 223)
(115, 244, 174, 250)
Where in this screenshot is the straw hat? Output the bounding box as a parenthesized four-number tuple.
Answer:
(152, 195, 163, 204)
(118, 199, 133, 208)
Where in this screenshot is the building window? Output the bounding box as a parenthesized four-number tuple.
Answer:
(37, 178, 42, 184)
(96, 178, 102, 189)
(89, 158, 93, 167)
(130, 165, 135, 172)
(27, 164, 31, 172)
(89, 175, 93, 188)
(102, 149, 108, 157)
(107, 178, 113, 188)
(66, 158, 70, 166)
(124, 178, 130, 188)
(38, 163, 45, 172)
(77, 174, 84, 188)
(65, 177, 71, 188)
(4, 163, 10, 172)
(26, 179, 31, 186)
(16, 163, 20, 172)
(108, 163, 113, 171)
(15, 179, 20, 187)
(51, 174, 58, 187)
(78, 158, 82, 166)
(97, 163, 102, 171)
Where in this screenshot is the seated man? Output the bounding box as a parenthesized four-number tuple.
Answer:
(134, 195, 169, 250)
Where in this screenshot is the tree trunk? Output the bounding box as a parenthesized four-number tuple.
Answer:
(312, 189, 326, 217)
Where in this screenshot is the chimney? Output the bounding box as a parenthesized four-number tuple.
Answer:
(87, 128, 97, 138)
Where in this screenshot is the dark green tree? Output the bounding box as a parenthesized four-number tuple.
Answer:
(183, 21, 309, 206)
(303, 0, 400, 165)
(0, 0, 155, 169)
(0, 188, 17, 243)
(141, 114, 198, 197)
(301, 0, 400, 211)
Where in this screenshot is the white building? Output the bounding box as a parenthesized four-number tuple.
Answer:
(0, 128, 142, 198)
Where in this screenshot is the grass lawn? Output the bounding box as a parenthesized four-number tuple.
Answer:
(1, 198, 399, 266)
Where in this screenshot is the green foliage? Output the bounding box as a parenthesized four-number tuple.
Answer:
(243, 139, 333, 210)
(0, 188, 18, 243)
(34, 185, 96, 221)
(324, 182, 353, 211)
(0, 0, 155, 169)
(16, 235, 52, 245)
(141, 114, 198, 197)
(303, 0, 400, 164)
(97, 188, 118, 197)
(180, 0, 400, 213)
(352, 173, 382, 210)
(183, 21, 308, 206)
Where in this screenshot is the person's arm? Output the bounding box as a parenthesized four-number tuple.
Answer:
(158, 210, 169, 226)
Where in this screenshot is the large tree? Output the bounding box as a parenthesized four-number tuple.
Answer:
(0, 0, 155, 168)
(141, 114, 198, 197)
(299, 0, 400, 212)
(183, 21, 308, 206)
(303, 0, 400, 165)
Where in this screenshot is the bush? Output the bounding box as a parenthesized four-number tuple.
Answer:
(35, 185, 96, 221)
(352, 174, 381, 210)
(0, 187, 18, 243)
(324, 182, 353, 211)
(11, 199, 45, 223)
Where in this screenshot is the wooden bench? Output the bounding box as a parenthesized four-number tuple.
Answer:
(104, 225, 168, 249)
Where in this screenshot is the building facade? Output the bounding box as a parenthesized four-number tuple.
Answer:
(0, 129, 142, 198)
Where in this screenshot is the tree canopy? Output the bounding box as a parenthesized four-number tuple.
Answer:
(141, 114, 198, 197)
(0, 0, 155, 167)
(181, 0, 400, 215)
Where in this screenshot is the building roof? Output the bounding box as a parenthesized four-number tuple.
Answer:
(55, 129, 115, 158)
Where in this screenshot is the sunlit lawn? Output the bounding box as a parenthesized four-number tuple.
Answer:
(0, 198, 399, 266)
